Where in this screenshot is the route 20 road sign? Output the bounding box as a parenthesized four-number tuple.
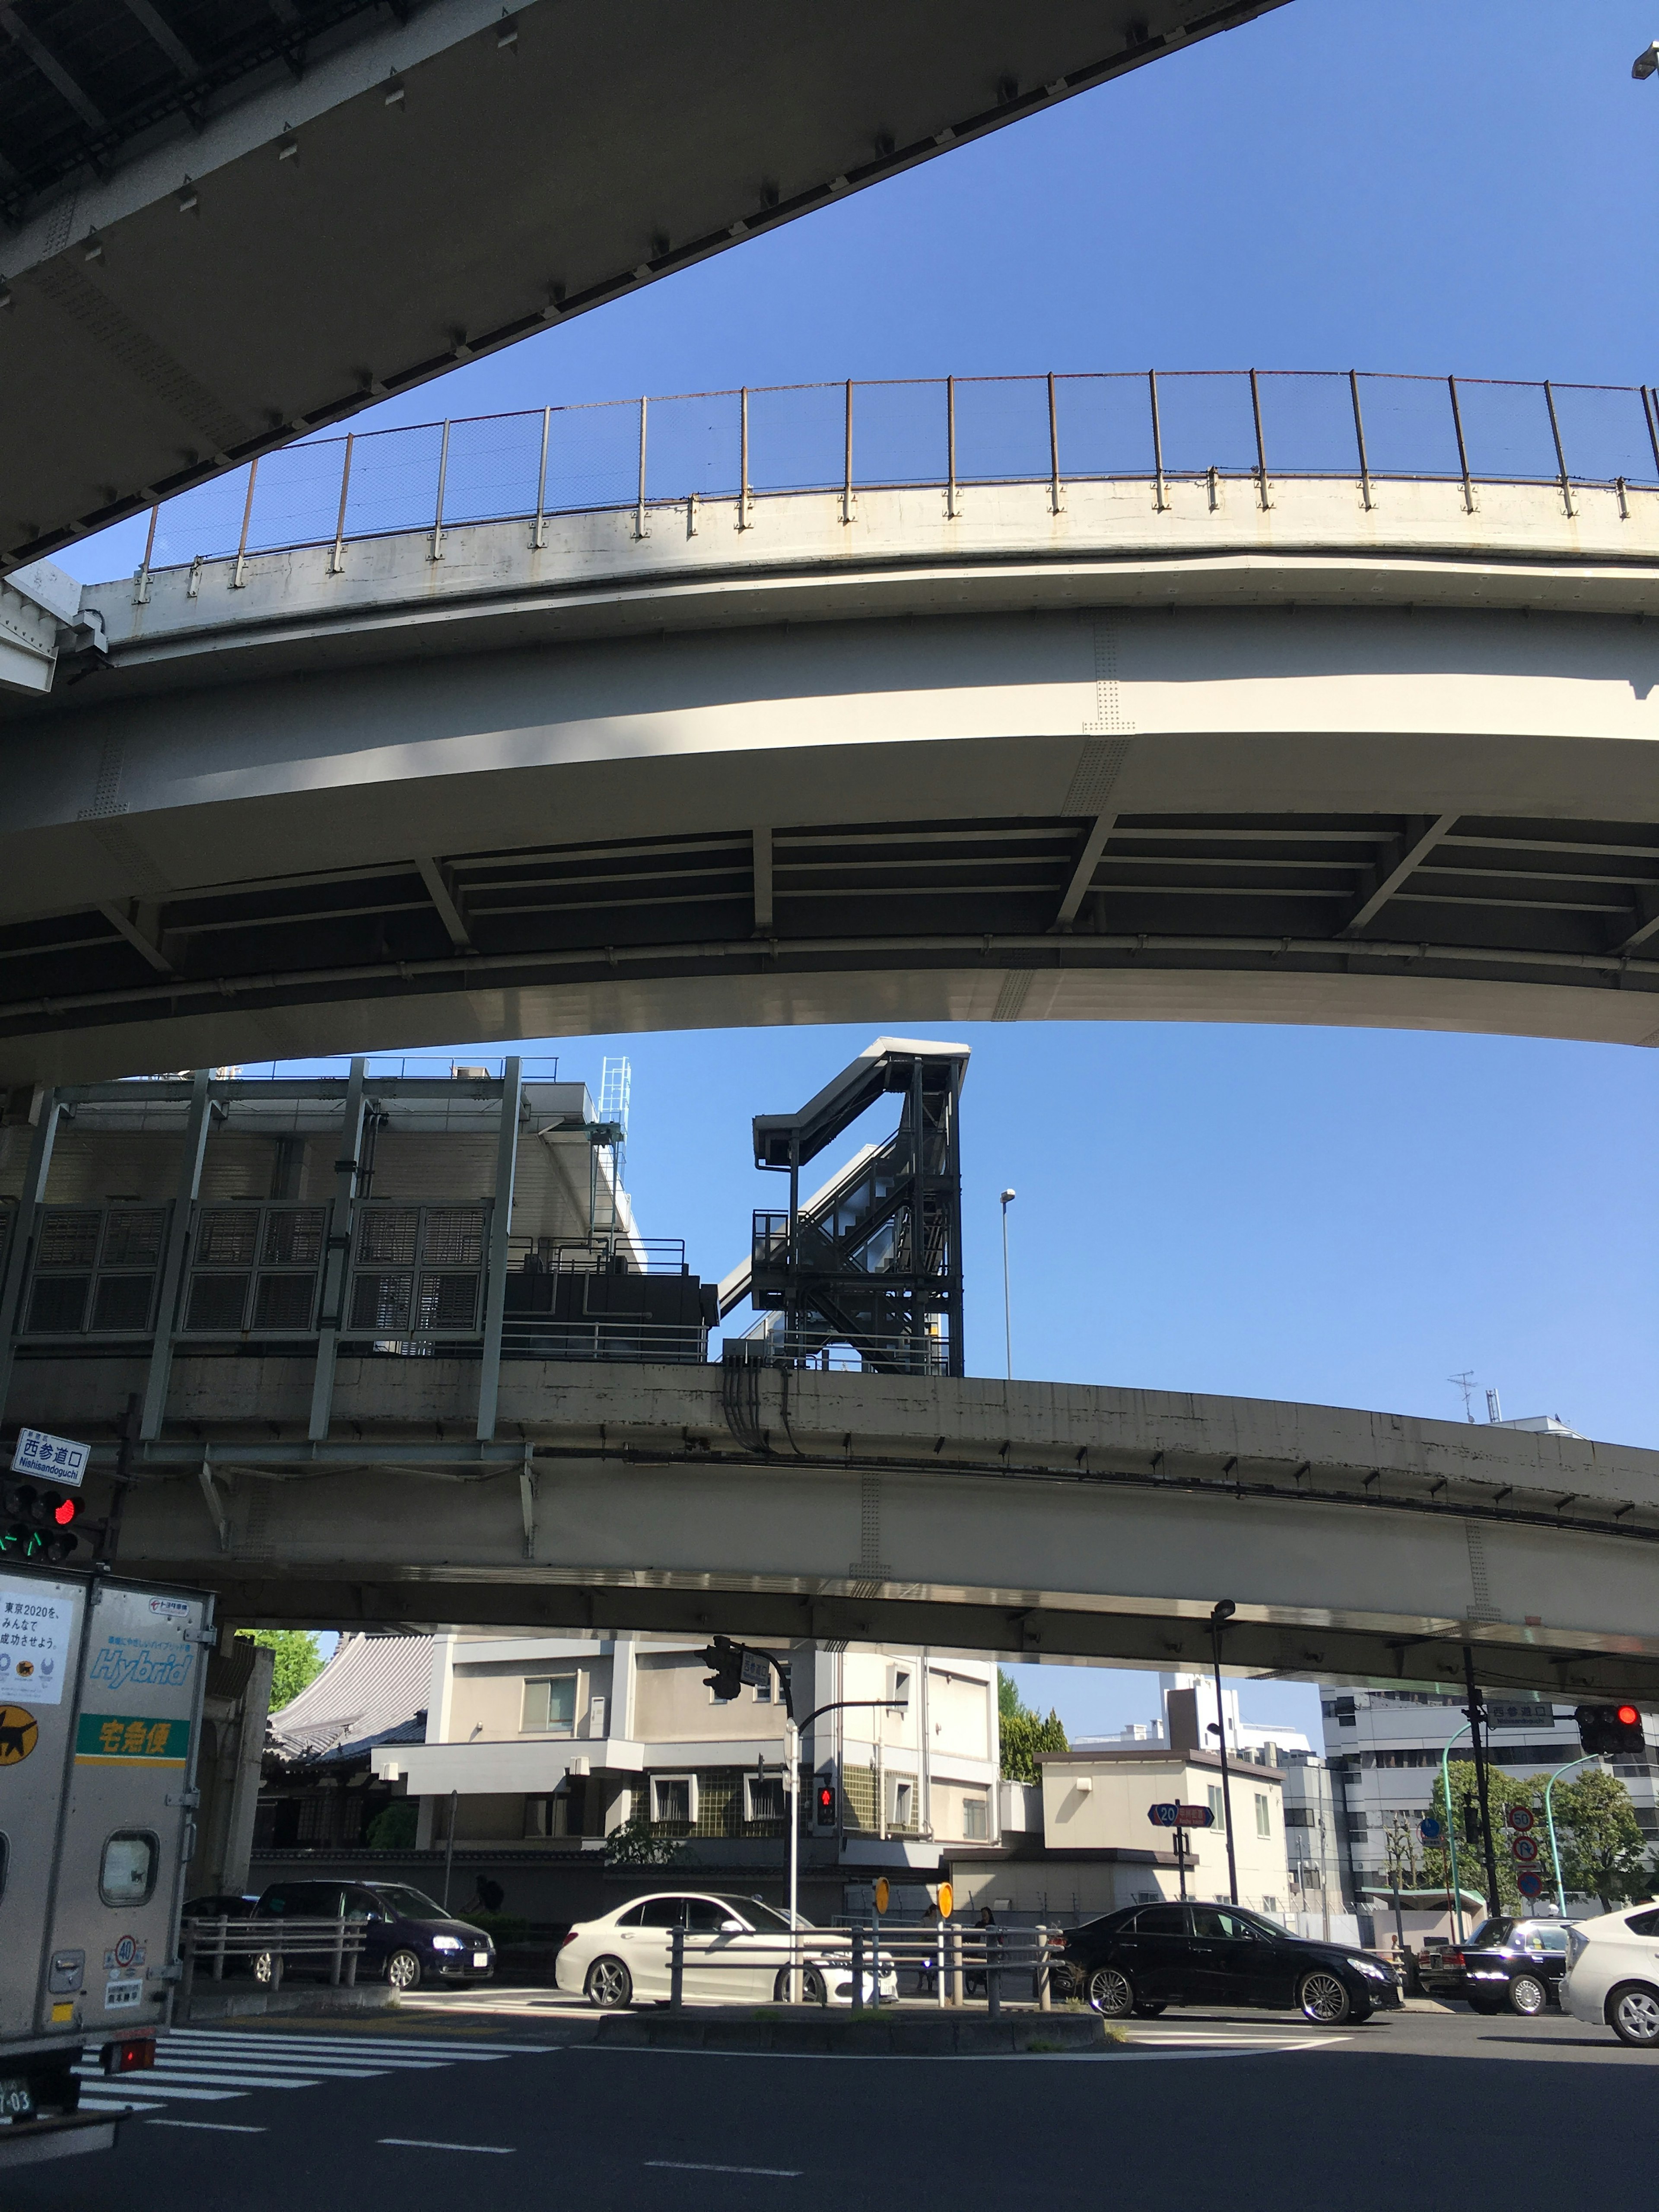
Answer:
(1148, 1802, 1215, 1828)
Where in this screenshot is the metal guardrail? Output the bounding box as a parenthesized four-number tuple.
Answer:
(178, 1915, 368, 2009)
(118, 370, 1659, 594)
(725, 1332, 951, 1376)
(661, 1922, 1062, 2015)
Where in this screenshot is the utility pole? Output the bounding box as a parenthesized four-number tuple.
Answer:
(1209, 1600, 1239, 1906)
(999, 1189, 1016, 1382)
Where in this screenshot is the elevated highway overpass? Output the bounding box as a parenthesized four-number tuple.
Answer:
(0, 367, 1656, 1082)
(0, 0, 1281, 572)
(48, 1357, 1659, 1704)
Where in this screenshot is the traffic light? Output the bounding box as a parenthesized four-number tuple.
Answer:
(1576, 1703, 1646, 1757)
(701, 1635, 745, 1703)
(0, 1481, 82, 1564)
(815, 1778, 837, 1827)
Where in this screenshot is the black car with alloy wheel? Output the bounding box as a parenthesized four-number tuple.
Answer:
(251, 1879, 496, 1992)
(1421, 1917, 1569, 2016)
(1062, 1901, 1401, 2025)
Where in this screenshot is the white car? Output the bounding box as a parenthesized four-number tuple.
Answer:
(1561, 1903, 1659, 2044)
(556, 1891, 899, 2009)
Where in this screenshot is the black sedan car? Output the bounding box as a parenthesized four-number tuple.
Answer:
(1062, 1901, 1401, 2025)
(253, 1879, 496, 1992)
(1421, 1917, 1570, 2016)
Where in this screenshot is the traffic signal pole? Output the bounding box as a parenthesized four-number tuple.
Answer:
(1463, 1648, 1503, 1920)
(702, 1640, 909, 2004)
(1543, 1755, 1597, 1919)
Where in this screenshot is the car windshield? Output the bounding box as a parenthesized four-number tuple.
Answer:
(367, 1886, 450, 1921)
(1222, 1909, 1286, 1942)
(1469, 1919, 1516, 1949)
(717, 1897, 798, 1932)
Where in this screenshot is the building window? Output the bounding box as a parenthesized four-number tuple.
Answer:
(521, 1675, 577, 1735)
(525, 1793, 570, 1838)
(651, 1775, 696, 1826)
(888, 1665, 912, 1710)
(1255, 1793, 1271, 1838)
(744, 1774, 785, 1823)
(889, 1777, 915, 1831)
(961, 1795, 988, 1840)
(1208, 1785, 1226, 1832)
(753, 1675, 771, 1703)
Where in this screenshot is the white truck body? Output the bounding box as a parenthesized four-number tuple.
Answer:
(0, 1563, 211, 2168)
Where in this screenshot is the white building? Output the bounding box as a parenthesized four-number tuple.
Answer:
(1320, 1687, 1659, 1930)
(1078, 1672, 1312, 1764)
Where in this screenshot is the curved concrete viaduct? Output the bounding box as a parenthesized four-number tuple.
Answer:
(58, 1360, 1659, 1704)
(0, 0, 1278, 571)
(0, 455, 1654, 1081)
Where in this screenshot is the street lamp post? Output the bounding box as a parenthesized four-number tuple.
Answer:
(1544, 1754, 1598, 1919)
(1208, 1600, 1239, 1906)
(999, 1189, 1016, 1382)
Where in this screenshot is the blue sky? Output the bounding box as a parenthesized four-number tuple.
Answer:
(91, 2, 1659, 1741)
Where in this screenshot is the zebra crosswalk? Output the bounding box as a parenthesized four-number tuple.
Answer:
(75, 2026, 557, 2121)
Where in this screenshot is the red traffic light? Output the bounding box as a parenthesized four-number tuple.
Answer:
(52, 1495, 77, 1527)
(1618, 1705, 1641, 1727)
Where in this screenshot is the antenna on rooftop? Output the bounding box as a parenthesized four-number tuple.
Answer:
(1485, 1388, 1503, 1424)
(1449, 1371, 1477, 1424)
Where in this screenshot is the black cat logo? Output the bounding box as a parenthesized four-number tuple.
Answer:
(0, 1707, 37, 1764)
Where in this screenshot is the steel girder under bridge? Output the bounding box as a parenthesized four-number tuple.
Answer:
(0, 452, 1654, 1079)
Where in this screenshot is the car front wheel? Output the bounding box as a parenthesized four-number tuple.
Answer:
(773, 1966, 828, 2006)
(1607, 1983, 1659, 2047)
(585, 1956, 633, 2010)
(386, 1949, 423, 1992)
(1298, 1970, 1357, 2026)
(1087, 1966, 1135, 2019)
(1508, 1974, 1548, 2018)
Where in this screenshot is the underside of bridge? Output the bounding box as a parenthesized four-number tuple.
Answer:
(52, 1362, 1659, 1705)
(0, 0, 1281, 570)
(0, 468, 1655, 1080)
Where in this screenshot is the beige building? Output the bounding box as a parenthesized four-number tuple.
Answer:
(371, 1632, 1000, 1892)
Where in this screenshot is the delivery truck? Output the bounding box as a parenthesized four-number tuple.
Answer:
(0, 1560, 211, 2168)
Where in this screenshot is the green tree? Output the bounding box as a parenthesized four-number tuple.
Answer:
(365, 1800, 418, 1850)
(997, 1668, 1068, 1784)
(236, 1628, 324, 1711)
(1554, 1767, 1651, 1912)
(1418, 1762, 1544, 1916)
(603, 1812, 689, 1868)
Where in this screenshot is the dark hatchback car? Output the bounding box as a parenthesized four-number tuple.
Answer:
(1420, 1917, 1569, 2016)
(253, 1879, 496, 1992)
(1062, 1901, 1402, 2025)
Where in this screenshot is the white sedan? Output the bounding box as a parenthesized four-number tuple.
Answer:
(556, 1891, 899, 2009)
(1562, 1902, 1659, 2044)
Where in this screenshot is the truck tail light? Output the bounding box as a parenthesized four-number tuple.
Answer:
(102, 2036, 157, 2075)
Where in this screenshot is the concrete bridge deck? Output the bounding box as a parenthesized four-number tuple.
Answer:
(48, 1357, 1659, 1702)
(0, 448, 1656, 1080)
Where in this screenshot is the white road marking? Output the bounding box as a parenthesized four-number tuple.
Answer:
(146, 2120, 269, 2134)
(646, 2161, 804, 2177)
(76, 2064, 324, 2090)
(73, 2081, 242, 2102)
(378, 2137, 515, 2155)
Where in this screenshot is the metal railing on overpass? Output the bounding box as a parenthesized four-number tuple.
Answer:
(121, 369, 1659, 592)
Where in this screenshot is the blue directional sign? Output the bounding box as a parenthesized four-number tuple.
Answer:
(1418, 1816, 1443, 1844)
(1148, 1802, 1181, 1827)
(1148, 1802, 1216, 1829)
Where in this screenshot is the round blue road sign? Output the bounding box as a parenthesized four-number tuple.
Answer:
(1418, 1816, 1443, 1844)
(1517, 1871, 1544, 1898)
